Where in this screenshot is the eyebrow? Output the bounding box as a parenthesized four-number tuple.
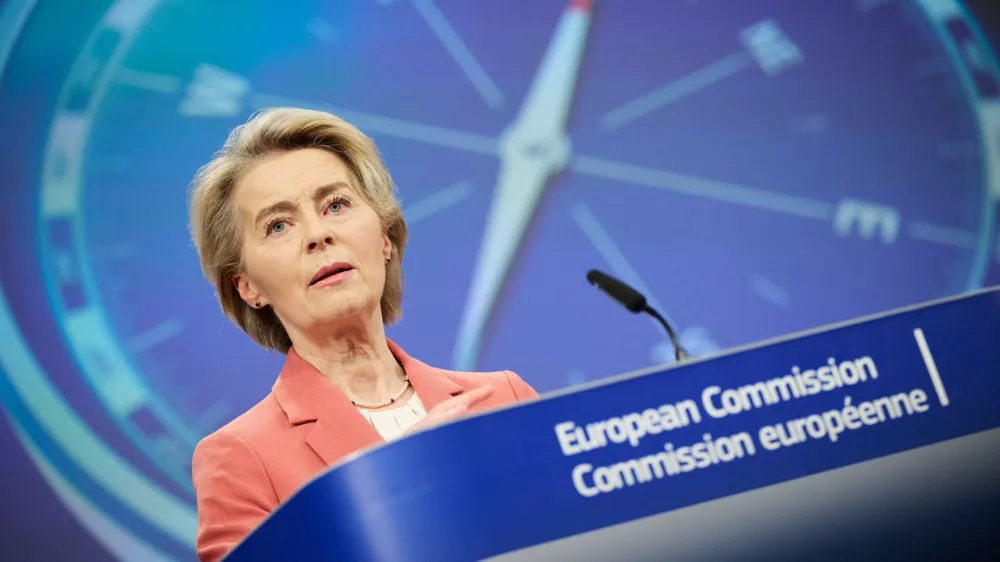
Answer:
(253, 181, 352, 229)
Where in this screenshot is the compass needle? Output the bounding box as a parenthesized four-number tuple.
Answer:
(453, 0, 593, 370)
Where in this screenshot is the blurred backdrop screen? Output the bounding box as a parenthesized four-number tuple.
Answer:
(1, 0, 999, 560)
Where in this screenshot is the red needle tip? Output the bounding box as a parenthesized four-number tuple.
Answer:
(571, 0, 592, 13)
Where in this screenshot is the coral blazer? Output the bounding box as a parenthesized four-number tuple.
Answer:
(191, 338, 538, 562)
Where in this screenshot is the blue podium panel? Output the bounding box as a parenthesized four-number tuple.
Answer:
(227, 288, 1000, 562)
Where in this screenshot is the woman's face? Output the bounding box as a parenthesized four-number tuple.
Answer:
(231, 148, 391, 337)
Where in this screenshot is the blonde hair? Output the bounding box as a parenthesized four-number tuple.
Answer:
(188, 107, 408, 353)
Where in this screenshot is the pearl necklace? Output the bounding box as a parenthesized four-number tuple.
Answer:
(350, 376, 411, 409)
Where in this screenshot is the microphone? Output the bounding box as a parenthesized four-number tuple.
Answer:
(586, 269, 690, 363)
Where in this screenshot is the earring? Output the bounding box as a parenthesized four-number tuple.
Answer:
(254, 301, 261, 308)
(385, 256, 390, 264)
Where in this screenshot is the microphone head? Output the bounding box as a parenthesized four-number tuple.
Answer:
(586, 269, 647, 313)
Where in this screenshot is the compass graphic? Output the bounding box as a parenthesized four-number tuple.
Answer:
(1, 0, 998, 559)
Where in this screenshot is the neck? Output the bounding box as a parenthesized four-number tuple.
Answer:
(288, 313, 405, 406)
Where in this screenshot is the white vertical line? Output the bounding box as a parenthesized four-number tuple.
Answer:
(913, 328, 950, 406)
(602, 52, 752, 130)
(571, 203, 679, 329)
(0, 0, 38, 78)
(570, 155, 833, 220)
(251, 94, 500, 155)
(402, 181, 474, 225)
(409, 0, 504, 109)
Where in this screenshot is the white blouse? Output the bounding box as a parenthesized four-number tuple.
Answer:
(356, 393, 428, 441)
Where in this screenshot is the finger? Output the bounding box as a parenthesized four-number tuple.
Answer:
(439, 401, 472, 418)
(431, 387, 488, 412)
(457, 385, 493, 406)
(439, 397, 483, 418)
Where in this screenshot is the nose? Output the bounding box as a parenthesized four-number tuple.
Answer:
(303, 219, 335, 252)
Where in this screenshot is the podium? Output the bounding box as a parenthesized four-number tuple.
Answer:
(226, 288, 1000, 561)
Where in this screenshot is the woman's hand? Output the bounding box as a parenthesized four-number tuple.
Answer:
(406, 386, 494, 435)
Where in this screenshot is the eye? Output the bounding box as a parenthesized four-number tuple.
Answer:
(326, 196, 350, 214)
(266, 218, 289, 235)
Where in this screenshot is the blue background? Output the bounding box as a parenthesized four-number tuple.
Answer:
(1, 0, 999, 559)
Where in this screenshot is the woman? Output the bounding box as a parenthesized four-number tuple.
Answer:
(188, 107, 538, 562)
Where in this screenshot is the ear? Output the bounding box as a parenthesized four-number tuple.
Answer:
(232, 273, 266, 308)
(382, 233, 392, 262)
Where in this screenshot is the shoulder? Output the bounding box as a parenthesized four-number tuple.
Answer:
(196, 393, 285, 455)
(438, 369, 540, 402)
(191, 393, 287, 488)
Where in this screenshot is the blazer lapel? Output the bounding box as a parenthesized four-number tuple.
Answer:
(272, 348, 383, 467)
(305, 415, 380, 468)
(387, 338, 464, 411)
(272, 340, 468, 467)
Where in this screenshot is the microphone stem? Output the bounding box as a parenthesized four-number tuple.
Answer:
(643, 305, 689, 363)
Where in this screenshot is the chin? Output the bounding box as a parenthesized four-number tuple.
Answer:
(312, 293, 376, 323)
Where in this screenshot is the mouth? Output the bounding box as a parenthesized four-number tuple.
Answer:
(310, 262, 355, 287)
